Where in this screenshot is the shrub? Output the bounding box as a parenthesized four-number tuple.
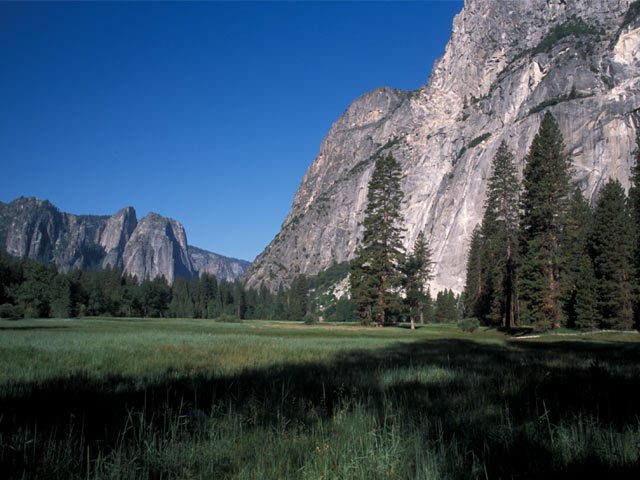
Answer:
(622, 1, 640, 29)
(0, 303, 22, 319)
(303, 312, 318, 324)
(213, 313, 242, 323)
(457, 317, 480, 333)
(527, 89, 594, 116)
(467, 133, 492, 149)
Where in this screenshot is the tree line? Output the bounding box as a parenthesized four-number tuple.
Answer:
(0, 249, 463, 324)
(463, 112, 640, 332)
(0, 258, 296, 321)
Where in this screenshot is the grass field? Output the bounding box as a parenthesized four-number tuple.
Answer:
(1, 318, 640, 479)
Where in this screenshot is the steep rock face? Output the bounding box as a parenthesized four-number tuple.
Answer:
(188, 246, 251, 282)
(1, 198, 249, 283)
(0, 197, 108, 271)
(1, 198, 63, 261)
(245, 0, 640, 293)
(121, 213, 195, 284)
(100, 206, 138, 270)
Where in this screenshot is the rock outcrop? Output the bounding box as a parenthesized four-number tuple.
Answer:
(188, 246, 250, 282)
(100, 206, 138, 269)
(0, 197, 248, 283)
(120, 213, 195, 284)
(245, 0, 640, 293)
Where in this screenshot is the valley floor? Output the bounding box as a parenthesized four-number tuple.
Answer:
(1, 318, 640, 478)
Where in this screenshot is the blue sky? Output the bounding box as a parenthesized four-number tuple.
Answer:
(0, 1, 462, 262)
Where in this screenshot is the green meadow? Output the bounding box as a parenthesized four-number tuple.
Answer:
(1, 318, 640, 479)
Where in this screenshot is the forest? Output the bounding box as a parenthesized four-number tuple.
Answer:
(463, 112, 640, 332)
(0, 251, 462, 325)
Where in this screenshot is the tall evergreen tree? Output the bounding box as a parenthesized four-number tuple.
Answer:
(217, 280, 234, 315)
(402, 230, 434, 329)
(590, 178, 636, 329)
(349, 250, 377, 324)
(10, 260, 55, 318)
(350, 153, 405, 326)
(50, 274, 73, 318)
(559, 187, 594, 327)
(288, 274, 308, 320)
(200, 273, 218, 318)
(481, 141, 520, 327)
(233, 281, 247, 320)
(273, 282, 287, 320)
(140, 276, 171, 317)
(463, 225, 485, 319)
(573, 255, 599, 330)
(434, 289, 460, 323)
(629, 133, 640, 232)
(169, 276, 194, 318)
(519, 112, 573, 331)
(628, 134, 640, 327)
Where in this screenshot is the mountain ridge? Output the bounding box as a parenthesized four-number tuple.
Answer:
(0, 196, 249, 283)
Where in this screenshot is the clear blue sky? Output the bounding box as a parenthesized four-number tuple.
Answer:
(0, 0, 462, 262)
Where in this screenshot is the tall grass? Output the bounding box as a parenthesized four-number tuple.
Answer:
(1, 318, 640, 478)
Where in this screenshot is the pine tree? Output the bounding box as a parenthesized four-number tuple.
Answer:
(590, 178, 636, 329)
(49, 274, 73, 318)
(217, 279, 233, 315)
(629, 133, 640, 231)
(200, 273, 218, 318)
(233, 281, 247, 320)
(140, 276, 171, 317)
(481, 141, 520, 327)
(12, 260, 56, 318)
(628, 134, 640, 327)
(169, 276, 194, 318)
(350, 153, 405, 326)
(519, 112, 573, 331)
(559, 187, 593, 327)
(402, 230, 434, 329)
(573, 256, 599, 330)
(273, 282, 287, 320)
(288, 274, 308, 321)
(349, 249, 377, 325)
(422, 289, 435, 323)
(463, 225, 485, 319)
(434, 289, 460, 323)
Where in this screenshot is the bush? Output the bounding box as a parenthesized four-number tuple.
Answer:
(0, 303, 22, 319)
(457, 317, 480, 333)
(213, 313, 242, 323)
(303, 312, 318, 325)
(622, 1, 640, 29)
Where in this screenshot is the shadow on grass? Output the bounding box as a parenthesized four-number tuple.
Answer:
(2, 337, 640, 477)
(502, 326, 535, 336)
(396, 323, 427, 330)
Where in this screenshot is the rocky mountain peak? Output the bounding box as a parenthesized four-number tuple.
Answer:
(121, 212, 194, 283)
(100, 206, 137, 268)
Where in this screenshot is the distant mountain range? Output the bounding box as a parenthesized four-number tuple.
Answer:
(0, 197, 249, 283)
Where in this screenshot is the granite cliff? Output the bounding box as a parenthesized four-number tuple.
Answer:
(245, 0, 640, 293)
(0, 197, 249, 283)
